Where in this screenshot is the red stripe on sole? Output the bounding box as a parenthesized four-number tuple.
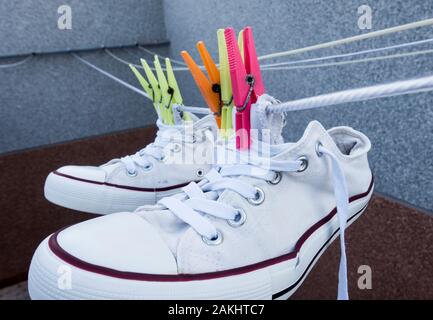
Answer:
(48, 177, 374, 282)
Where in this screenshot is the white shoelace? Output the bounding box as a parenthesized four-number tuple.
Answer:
(158, 143, 350, 299)
(119, 121, 196, 175)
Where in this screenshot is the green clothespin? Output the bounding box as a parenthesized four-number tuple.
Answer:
(153, 56, 174, 124)
(129, 64, 160, 115)
(165, 58, 191, 122)
(218, 29, 234, 138)
(140, 59, 163, 118)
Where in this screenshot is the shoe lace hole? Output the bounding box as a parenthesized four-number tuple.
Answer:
(201, 230, 223, 245)
(172, 143, 181, 153)
(143, 163, 153, 171)
(297, 156, 308, 172)
(126, 169, 138, 177)
(227, 208, 247, 227)
(267, 171, 282, 185)
(316, 141, 323, 157)
(248, 187, 265, 205)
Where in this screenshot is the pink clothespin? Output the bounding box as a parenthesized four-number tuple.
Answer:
(224, 26, 265, 150)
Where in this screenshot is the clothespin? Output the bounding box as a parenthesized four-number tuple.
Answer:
(181, 30, 239, 137)
(181, 44, 222, 128)
(129, 62, 161, 116)
(217, 29, 234, 138)
(224, 26, 265, 149)
(130, 57, 188, 124)
(154, 56, 188, 124)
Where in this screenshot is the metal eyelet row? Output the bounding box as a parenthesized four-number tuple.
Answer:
(126, 162, 153, 177)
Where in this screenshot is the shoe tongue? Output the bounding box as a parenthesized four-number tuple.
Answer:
(250, 94, 286, 145)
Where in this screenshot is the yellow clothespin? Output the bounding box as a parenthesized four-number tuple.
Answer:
(130, 56, 187, 124)
(154, 56, 173, 124)
(165, 58, 191, 122)
(140, 59, 163, 117)
(217, 29, 234, 138)
(129, 64, 161, 116)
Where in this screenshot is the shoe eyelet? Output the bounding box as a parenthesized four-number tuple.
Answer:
(227, 208, 247, 227)
(143, 163, 153, 171)
(196, 169, 205, 178)
(297, 156, 309, 172)
(267, 171, 282, 185)
(171, 143, 181, 153)
(202, 230, 223, 245)
(316, 141, 323, 157)
(158, 155, 167, 162)
(248, 187, 265, 205)
(126, 169, 138, 177)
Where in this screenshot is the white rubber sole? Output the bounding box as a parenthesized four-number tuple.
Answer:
(29, 187, 373, 300)
(44, 172, 183, 215)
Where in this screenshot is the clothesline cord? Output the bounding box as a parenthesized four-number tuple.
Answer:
(71, 53, 151, 100)
(138, 46, 188, 66)
(263, 48, 433, 71)
(261, 37, 433, 68)
(258, 17, 433, 61)
(266, 74, 433, 113)
(0, 55, 33, 69)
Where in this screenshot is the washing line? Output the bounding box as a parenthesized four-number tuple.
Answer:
(265, 74, 433, 113)
(105, 48, 192, 71)
(3, 17, 433, 73)
(138, 46, 188, 66)
(0, 54, 33, 69)
(133, 17, 433, 70)
(258, 17, 433, 61)
(261, 37, 433, 68)
(106, 44, 433, 73)
(262, 48, 433, 71)
(72, 53, 151, 99)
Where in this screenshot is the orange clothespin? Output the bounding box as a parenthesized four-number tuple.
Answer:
(181, 43, 222, 127)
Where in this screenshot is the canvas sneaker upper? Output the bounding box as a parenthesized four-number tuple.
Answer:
(52, 120, 372, 299)
(54, 113, 218, 190)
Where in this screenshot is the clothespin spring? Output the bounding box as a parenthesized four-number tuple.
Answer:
(237, 75, 255, 112)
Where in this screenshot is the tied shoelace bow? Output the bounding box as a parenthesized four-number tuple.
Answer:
(158, 143, 350, 300)
(119, 120, 199, 175)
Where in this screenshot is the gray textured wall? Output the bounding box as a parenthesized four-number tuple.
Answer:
(0, 0, 167, 57)
(163, 0, 433, 212)
(0, 46, 166, 154)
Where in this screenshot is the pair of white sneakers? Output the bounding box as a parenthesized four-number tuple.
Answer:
(28, 108, 373, 300)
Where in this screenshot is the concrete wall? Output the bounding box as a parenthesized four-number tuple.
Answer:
(0, 0, 167, 57)
(0, 0, 169, 154)
(0, 46, 166, 154)
(163, 0, 433, 212)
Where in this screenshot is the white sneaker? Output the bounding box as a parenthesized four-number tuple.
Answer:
(44, 114, 217, 215)
(29, 121, 373, 299)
